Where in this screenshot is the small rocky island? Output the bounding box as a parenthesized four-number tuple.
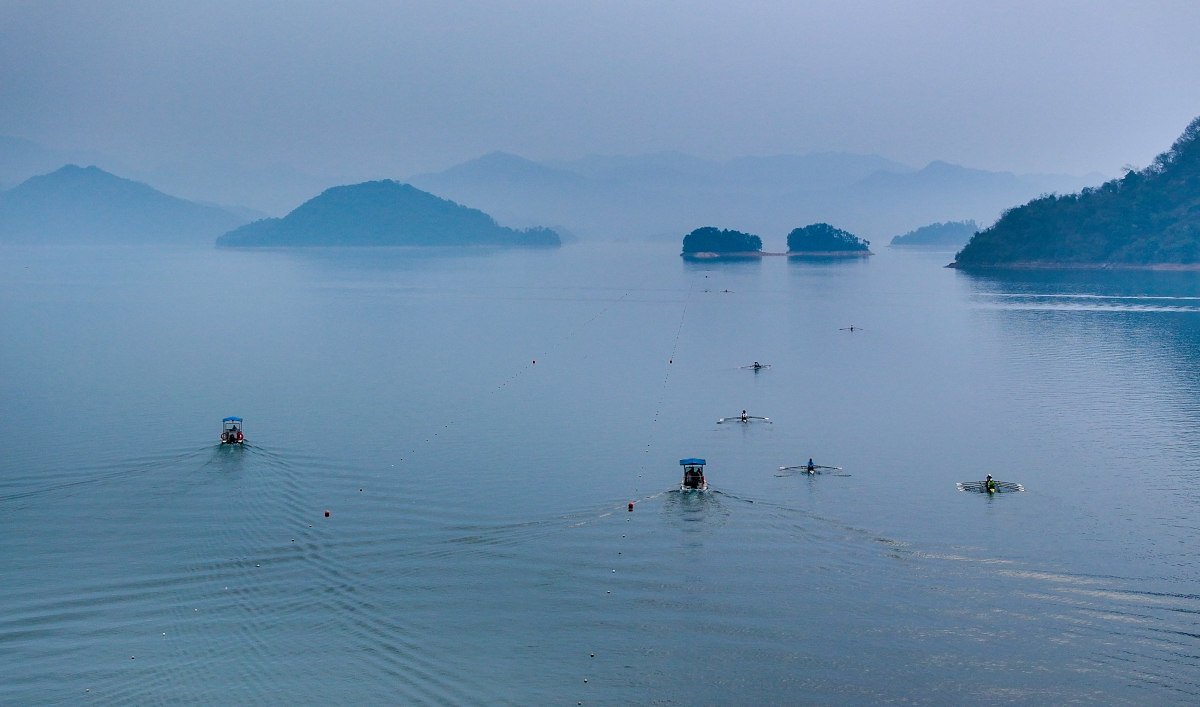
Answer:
(680, 227, 763, 258)
(787, 223, 872, 256)
(951, 116, 1200, 269)
(890, 220, 979, 248)
(217, 180, 560, 248)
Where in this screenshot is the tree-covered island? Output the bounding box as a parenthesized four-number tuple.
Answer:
(787, 223, 872, 256)
(680, 227, 763, 258)
(217, 180, 560, 248)
(952, 116, 1200, 268)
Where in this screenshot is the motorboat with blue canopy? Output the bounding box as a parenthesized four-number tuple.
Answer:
(680, 458, 707, 491)
(221, 417, 244, 445)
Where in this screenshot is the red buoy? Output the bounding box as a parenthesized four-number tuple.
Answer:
(628, 502, 634, 511)
(324, 511, 330, 517)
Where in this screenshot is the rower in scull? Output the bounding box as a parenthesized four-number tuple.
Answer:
(718, 412, 771, 423)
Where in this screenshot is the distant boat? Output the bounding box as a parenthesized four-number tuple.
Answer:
(220, 417, 244, 445)
(739, 362, 771, 371)
(680, 458, 708, 491)
(957, 480, 1022, 493)
(778, 461, 841, 476)
(718, 410, 770, 424)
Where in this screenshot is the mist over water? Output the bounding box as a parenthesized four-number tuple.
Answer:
(1, 243, 1198, 704)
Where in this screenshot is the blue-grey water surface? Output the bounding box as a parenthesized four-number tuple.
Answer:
(1, 242, 1198, 705)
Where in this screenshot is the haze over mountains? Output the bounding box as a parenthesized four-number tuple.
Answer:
(0, 165, 247, 244)
(2, 133, 1105, 248)
(410, 151, 1105, 246)
(0, 136, 329, 218)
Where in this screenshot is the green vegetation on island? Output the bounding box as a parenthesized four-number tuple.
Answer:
(0, 165, 246, 244)
(952, 116, 1200, 268)
(787, 223, 871, 254)
(890, 220, 979, 247)
(217, 180, 560, 248)
(681, 227, 763, 256)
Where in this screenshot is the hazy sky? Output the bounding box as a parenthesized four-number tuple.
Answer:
(3, 0, 1199, 178)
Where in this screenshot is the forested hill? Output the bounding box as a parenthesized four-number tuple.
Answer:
(952, 116, 1200, 268)
(217, 180, 560, 248)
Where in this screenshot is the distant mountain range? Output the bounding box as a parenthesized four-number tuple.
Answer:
(0, 136, 131, 192)
(410, 151, 1105, 247)
(217, 180, 560, 248)
(0, 136, 330, 216)
(2, 135, 1108, 248)
(0, 165, 248, 244)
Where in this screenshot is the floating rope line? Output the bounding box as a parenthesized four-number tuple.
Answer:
(637, 281, 693, 482)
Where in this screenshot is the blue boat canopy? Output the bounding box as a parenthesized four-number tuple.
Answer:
(223, 417, 242, 422)
(679, 458, 706, 466)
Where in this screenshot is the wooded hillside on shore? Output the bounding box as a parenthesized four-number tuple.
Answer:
(952, 116, 1200, 268)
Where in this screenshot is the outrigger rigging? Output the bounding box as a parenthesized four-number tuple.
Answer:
(718, 410, 771, 424)
(957, 479, 1023, 493)
(778, 458, 841, 475)
(739, 362, 771, 370)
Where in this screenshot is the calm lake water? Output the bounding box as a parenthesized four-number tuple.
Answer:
(1, 241, 1198, 705)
